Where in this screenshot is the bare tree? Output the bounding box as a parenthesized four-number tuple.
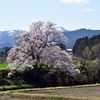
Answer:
(7, 21, 80, 77)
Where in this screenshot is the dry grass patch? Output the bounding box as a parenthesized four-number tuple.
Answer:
(16, 84, 100, 100)
(1, 84, 100, 100)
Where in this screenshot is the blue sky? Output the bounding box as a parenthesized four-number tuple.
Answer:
(0, 0, 99, 31)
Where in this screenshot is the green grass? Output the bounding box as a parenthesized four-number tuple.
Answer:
(0, 84, 33, 91)
(0, 63, 8, 70)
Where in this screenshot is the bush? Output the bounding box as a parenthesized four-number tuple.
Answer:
(78, 60, 100, 84)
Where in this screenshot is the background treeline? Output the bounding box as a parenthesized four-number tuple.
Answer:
(72, 34, 100, 84)
(73, 34, 100, 59)
(0, 47, 11, 63)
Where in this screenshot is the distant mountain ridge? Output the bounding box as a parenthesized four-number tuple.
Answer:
(62, 28, 100, 48)
(0, 28, 100, 48)
(0, 30, 24, 48)
(57, 27, 68, 33)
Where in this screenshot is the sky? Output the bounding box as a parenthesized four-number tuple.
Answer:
(0, 0, 100, 31)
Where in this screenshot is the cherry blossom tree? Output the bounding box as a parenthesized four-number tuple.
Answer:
(7, 21, 80, 77)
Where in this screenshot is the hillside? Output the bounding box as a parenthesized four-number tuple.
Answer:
(63, 28, 100, 48)
(0, 30, 24, 48)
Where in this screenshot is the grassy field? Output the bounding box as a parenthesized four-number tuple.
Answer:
(0, 84, 33, 91)
(0, 63, 8, 70)
(0, 84, 100, 100)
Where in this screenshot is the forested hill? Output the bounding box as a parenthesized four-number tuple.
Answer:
(63, 28, 100, 48)
(73, 34, 100, 57)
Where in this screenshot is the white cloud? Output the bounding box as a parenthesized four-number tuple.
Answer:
(81, 8, 95, 12)
(59, 0, 90, 3)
